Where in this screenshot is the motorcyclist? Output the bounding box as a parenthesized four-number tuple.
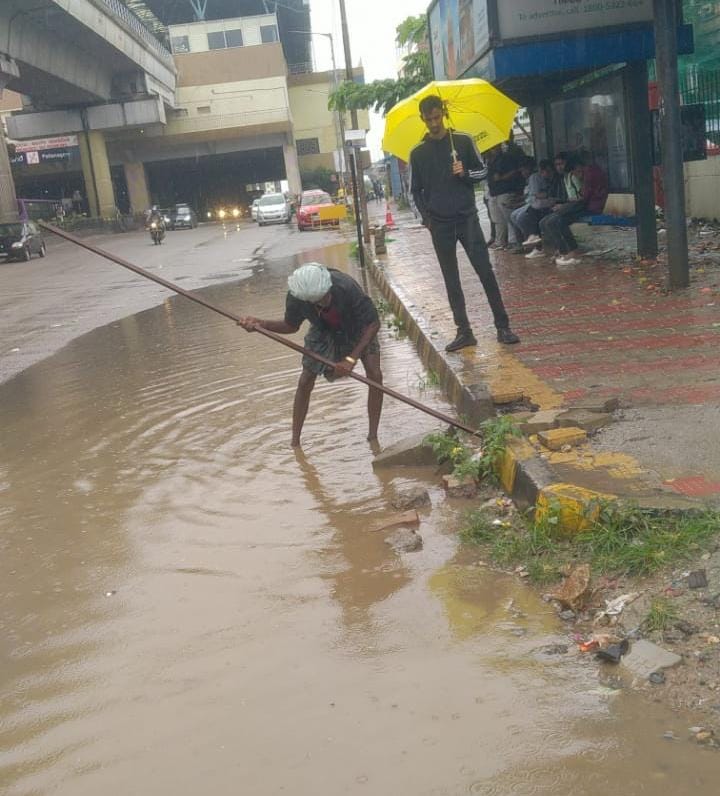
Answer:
(147, 205, 165, 231)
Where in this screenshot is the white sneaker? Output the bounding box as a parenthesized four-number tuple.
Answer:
(525, 248, 545, 259)
(555, 255, 581, 266)
(523, 234, 541, 246)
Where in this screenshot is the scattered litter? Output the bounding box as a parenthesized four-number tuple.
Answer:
(674, 619, 698, 637)
(559, 609, 576, 622)
(649, 671, 666, 685)
(596, 639, 629, 664)
(104, 590, 117, 597)
(539, 644, 569, 656)
(663, 731, 678, 741)
(687, 570, 708, 589)
(10, 347, 20, 353)
(594, 592, 641, 625)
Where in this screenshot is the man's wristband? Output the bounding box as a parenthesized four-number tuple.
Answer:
(344, 356, 357, 365)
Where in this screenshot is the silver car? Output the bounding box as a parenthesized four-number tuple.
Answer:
(256, 193, 290, 226)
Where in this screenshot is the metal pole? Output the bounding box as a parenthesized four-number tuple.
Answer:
(626, 61, 658, 259)
(338, 0, 371, 249)
(38, 220, 479, 437)
(653, 0, 689, 288)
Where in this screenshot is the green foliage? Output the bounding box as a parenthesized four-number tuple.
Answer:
(329, 15, 432, 116)
(301, 167, 336, 195)
(644, 597, 679, 633)
(349, 241, 359, 260)
(374, 297, 391, 316)
(477, 416, 522, 480)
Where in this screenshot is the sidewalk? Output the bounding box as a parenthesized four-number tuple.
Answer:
(370, 203, 720, 512)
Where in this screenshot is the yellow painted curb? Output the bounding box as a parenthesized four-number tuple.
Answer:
(536, 483, 616, 535)
(496, 437, 536, 495)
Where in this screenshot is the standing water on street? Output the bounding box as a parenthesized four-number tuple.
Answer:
(0, 254, 718, 795)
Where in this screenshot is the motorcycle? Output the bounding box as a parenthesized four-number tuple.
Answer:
(149, 220, 165, 245)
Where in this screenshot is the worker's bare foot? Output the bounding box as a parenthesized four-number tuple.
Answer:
(367, 437, 381, 455)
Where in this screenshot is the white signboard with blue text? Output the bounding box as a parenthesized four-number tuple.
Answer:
(498, 0, 653, 41)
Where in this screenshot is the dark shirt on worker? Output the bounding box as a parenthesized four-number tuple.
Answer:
(487, 151, 525, 197)
(410, 130, 483, 224)
(284, 269, 378, 341)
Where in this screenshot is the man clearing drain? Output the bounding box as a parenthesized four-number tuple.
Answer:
(238, 263, 383, 447)
(410, 95, 520, 352)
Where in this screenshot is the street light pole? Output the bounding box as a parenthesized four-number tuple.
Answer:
(653, 0, 689, 289)
(338, 0, 371, 256)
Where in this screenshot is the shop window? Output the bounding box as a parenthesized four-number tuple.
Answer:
(171, 36, 190, 54)
(261, 25, 279, 44)
(297, 138, 320, 156)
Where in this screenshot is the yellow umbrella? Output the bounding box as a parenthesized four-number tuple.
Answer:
(382, 79, 520, 163)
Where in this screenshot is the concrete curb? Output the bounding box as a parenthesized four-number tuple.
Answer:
(368, 256, 495, 426)
(366, 252, 701, 529)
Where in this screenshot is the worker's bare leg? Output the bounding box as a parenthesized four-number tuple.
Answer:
(362, 352, 383, 442)
(292, 367, 316, 447)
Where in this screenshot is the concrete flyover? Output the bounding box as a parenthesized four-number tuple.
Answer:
(0, 0, 177, 220)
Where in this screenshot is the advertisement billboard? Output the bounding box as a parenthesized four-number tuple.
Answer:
(429, 0, 490, 81)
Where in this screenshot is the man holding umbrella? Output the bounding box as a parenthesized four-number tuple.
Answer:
(408, 95, 520, 351)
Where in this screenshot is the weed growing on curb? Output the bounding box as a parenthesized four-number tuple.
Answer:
(374, 297, 391, 317)
(644, 597, 679, 633)
(416, 369, 440, 392)
(349, 241, 359, 259)
(425, 417, 520, 484)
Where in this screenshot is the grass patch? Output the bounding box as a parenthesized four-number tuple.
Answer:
(644, 597, 679, 633)
(460, 500, 720, 585)
(349, 241, 360, 259)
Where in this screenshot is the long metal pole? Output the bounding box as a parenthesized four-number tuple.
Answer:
(326, 33, 347, 197)
(338, 0, 371, 247)
(653, 0, 689, 288)
(38, 221, 480, 437)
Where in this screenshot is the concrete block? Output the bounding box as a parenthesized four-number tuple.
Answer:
(538, 427, 587, 451)
(622, 639, 682, 680)
(391, 486, 431, 511)
(369, 510, 420, 533)
(442, 474, 478, 498)
(491, 388, 524, 405)
(569, 397, 620, 413)
(536, 483, 612, 535)
(556, 409, 614, 433)
(372, 431, 440, 468)
(520, 409, 562, 434)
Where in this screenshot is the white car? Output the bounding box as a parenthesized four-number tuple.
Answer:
(251, 199, 260, 221)
(256, 193, 291, 226)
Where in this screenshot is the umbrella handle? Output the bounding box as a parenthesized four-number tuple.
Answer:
(448, 127, 457, 163)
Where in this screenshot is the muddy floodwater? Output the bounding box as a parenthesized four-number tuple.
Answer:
(1, 253, 718, 795)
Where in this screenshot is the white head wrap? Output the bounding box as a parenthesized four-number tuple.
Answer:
(287, 263, 332, 302)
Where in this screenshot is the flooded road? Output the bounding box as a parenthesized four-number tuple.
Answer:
(1, 250, 718, 795)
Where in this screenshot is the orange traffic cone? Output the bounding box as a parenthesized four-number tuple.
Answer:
(384, 203, 396, 230)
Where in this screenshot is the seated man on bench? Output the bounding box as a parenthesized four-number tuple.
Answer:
(535, 152, 609, 266)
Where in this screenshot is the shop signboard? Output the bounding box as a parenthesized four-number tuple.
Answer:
(498, 0, 653, 41)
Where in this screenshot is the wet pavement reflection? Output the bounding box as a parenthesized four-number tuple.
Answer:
(1, 251, 718, 795)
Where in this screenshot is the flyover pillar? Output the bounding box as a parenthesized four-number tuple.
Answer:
(124, 161, 150, 215)
(79, 130, 116, 217)
(0, 59, 20, 222)
(283, 140, 302, 198)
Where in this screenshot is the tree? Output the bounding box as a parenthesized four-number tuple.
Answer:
(329, 15, 432, 117)
(300, 166, 336, 195)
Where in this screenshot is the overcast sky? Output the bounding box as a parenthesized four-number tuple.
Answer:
(309, 0, 429, 159)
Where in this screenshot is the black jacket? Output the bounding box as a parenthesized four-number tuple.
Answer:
(410, 130, 483, 224)
(284, 269, 378, 342)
